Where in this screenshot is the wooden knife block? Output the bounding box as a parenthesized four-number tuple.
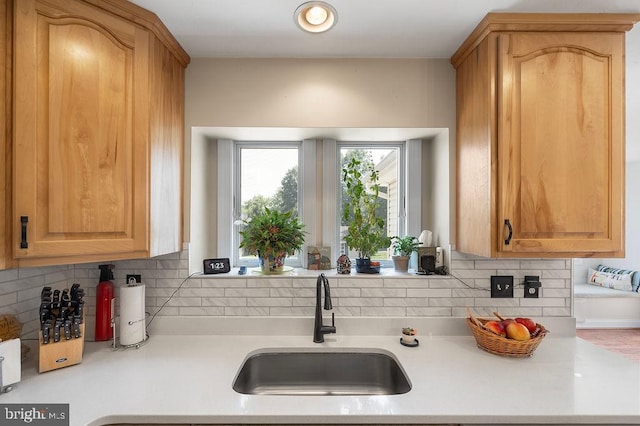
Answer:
(38, 322, 85, 373)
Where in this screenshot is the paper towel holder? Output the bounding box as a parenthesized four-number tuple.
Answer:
(111, 311, 150, 350)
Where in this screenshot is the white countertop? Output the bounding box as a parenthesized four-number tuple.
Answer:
(6, 318, 640, 426)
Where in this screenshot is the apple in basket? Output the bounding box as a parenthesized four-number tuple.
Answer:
(506, 322, 531, 341)
(483, 320, 506, 337)
(515, 317, 537, 333)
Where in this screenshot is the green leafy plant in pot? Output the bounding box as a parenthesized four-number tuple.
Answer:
(390, 235, 420, 272)
(238, 207, 306, 274)
(342, 157, 391, 273)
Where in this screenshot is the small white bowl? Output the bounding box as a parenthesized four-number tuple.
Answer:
(401, 334, 416, 344)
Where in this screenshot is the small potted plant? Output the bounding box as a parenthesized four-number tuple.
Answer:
(342, 157, 391, 273)
(401, 327, 417, 344)
(238, 207, 306, 274)
(390, 235, 420, 272)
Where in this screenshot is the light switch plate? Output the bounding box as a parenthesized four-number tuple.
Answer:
(490, 275, 513, 298)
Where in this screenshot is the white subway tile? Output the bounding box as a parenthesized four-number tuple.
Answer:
(474, 298, 519, 307)
(202, 278, 246, 288)
(519, 260, 566, 269)
(336, 278, 383, 288)
(430, 297, 475, 307)
(406, 307, 452, 316)
(179, 307, 224, 316)
(270, 288, 294, 297)
(339, 297, 383, 307)
(361, 288, 406, 298)
(383, 278, 428, 288)
(384, 298, 426, 307)
(270, 307, 315, 316)
(248, 298, 292, 307)
(407, 288, 452, 298)
(202, 297, 246, 307)
(225, 288, 270, 298)
(292, 298, 315, 307)
(248, 278, 293, 288)
(224, 307, 269, 316)
(155, 297, 202, 307)
(474, 260, 521, 270)
(361, 307, 406, 316)
(179, 288, 225, 298)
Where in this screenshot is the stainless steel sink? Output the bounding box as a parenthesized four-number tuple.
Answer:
(232, 347, 411, 395)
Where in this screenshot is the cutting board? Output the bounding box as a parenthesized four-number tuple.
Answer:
(0, 339, 21, 387)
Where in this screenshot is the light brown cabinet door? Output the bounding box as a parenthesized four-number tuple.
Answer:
(497, 32, 624, 254)
(13, 0, 149, 261)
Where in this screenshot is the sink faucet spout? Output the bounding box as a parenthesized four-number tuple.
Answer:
(314, 273, 336, 343)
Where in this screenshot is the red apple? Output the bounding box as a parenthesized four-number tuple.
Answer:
(506, 322, 531, 341)
(500, 318, 516, 329)
(515, 317, 537, 333)
(484, 320, 506, 337)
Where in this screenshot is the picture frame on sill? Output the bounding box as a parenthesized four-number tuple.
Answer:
(307, 246, 331, 270)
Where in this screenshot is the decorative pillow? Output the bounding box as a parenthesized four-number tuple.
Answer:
(588, 268, 633, 292)
(597, 264, 640, 292)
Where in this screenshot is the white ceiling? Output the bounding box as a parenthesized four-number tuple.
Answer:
(130, 0, 640, 58)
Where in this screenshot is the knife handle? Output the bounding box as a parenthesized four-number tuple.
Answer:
(53, 319, 61, 343)
(73, 316, 81, 338)
(64, 320, 71, 340)
(42, 320, 51, 344)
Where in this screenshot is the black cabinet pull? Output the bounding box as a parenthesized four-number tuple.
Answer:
(504, 219, 513, 245)
(20, 216, 28, 249)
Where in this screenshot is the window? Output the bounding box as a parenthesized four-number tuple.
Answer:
(213, 136, 424, 270)
(233, 142, 302, 267)
(338, 143, 405, 265)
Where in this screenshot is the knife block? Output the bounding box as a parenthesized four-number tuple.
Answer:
(38, 322, 85, 373)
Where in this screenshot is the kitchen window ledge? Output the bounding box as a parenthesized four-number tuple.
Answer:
(196, 268, 451, 279)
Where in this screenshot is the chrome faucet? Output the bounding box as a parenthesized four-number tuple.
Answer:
(313, 273, 336, 343)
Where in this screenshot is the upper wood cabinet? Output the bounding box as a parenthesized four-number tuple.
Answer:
(9, 0, 189, 267)
(451, 13, 640, 258)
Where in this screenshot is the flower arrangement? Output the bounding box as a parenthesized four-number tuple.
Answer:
(238, 208, 306, 273)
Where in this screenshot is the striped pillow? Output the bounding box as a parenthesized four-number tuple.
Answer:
(597, 265, 640, 292)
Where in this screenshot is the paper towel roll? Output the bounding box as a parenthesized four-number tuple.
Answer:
(119, 284, 146, 346)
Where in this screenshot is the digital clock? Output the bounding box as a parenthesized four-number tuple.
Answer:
(203, 258, 231, 274)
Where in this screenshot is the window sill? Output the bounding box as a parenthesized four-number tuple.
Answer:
(198, 267, 450, 279)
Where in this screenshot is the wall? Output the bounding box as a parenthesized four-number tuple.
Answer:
(0, 249, 571, 340)
(183, 58, 457, 240)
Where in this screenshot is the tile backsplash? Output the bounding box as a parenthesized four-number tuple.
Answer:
(0, 248, 571, 340)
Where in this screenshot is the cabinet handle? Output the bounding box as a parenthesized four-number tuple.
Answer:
(504, 219, 513, 245)
(20, 216, 28, 249)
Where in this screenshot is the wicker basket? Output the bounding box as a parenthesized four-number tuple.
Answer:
(466, 317, 548, 357)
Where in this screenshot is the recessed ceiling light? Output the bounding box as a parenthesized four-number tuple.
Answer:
(294, 1, 337, 34)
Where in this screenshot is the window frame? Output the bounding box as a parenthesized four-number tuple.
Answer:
(336, 141, 406, 267)
(217, 138, 421, 270)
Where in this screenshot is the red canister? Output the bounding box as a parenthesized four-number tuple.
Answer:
(94, 264, 114, 341)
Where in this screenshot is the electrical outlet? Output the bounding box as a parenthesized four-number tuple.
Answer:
(490, 275, 514, 298)
(524, 275, 541, 298)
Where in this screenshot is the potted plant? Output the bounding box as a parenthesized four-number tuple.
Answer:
(390, 235, 420, 272)
(401, 327, 417, 344)
(238, 207, 306, 274)
(342, 157, 391, 273)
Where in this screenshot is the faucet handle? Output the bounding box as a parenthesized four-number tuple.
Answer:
(331, 312, 335, 327)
